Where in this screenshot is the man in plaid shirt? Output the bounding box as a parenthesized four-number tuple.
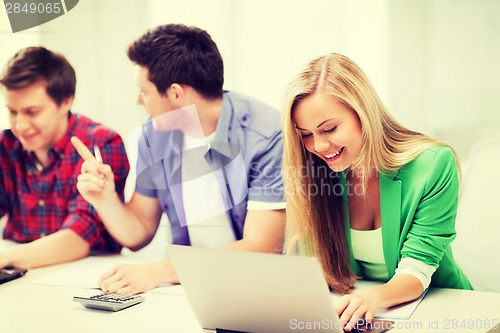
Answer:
(0, 47, 129, 269)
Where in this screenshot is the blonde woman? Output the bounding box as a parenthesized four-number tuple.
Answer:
(282, 53, 471, 330)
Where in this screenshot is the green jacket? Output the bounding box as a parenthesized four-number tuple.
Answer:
(342, 146, 472, 289)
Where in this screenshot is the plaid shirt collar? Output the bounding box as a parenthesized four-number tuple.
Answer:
(51, 112, 76, 157)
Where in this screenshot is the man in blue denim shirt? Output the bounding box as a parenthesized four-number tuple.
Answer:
(72, 24, 285, 294)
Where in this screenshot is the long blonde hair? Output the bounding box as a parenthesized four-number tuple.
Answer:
(282, 53, 454, 293)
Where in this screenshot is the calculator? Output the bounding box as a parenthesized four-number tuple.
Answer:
(73, 292, 145, 312)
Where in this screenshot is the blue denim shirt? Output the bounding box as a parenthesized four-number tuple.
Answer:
(134, 91, 284, 245)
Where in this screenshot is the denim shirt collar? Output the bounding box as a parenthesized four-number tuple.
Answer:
(214, 91, 234, 142)
(211, 92, 233, 154)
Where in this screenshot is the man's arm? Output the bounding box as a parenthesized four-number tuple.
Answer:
(223, 209, 285, 253)
(99, 209, 286, 295)
(92, 191, 163, 250)
(71, 136, 162, 250)
(0, 229, 89, 268)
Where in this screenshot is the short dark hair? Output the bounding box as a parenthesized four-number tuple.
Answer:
(0, 46, 76, 106)
(127, 24, 224, 100)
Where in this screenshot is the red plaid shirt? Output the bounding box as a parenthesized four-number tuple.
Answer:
(0, 113, 130, 253)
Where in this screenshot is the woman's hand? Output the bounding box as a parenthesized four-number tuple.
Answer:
(336, 274, 424, 331)
(336, 288, 381, 331)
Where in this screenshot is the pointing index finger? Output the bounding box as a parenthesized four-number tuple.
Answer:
(71, 136, 96, 161)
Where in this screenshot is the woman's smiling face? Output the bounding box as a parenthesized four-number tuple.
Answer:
(292, 92, 363, 172)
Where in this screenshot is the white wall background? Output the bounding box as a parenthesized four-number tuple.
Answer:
(1, 0, 499, 162)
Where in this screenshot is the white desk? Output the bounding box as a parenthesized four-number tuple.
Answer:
(391, 288, 500, 332)
(1, 255, 499, 333)
(399, 288, 500, 333)
(0, 260, 204, 333)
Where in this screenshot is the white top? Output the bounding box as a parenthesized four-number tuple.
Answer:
(350, 228, 389, 280)
(350, 228, 385, 263)
(182, 133, 236, 247)
(350, 227, 436, 289)
(182, 133, 284, 248)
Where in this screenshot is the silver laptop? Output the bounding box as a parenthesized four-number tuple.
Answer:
(167, 245, 393, 333)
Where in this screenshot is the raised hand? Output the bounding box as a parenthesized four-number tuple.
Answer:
(71, 136, 117, 206)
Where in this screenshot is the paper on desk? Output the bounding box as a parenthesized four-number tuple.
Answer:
(332, 280, 428, 320)
(31, 255, 152, 289)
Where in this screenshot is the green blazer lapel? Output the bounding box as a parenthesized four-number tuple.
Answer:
(379, 172, 402, 277)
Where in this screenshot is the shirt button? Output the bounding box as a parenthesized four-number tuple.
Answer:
(40, 232, 46, 237)
(38, 200, 45, 207)
(27, 170, 33, 176)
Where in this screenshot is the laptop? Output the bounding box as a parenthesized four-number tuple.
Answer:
(0, 267, 28, 285)
(167, 245, 393, 333)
